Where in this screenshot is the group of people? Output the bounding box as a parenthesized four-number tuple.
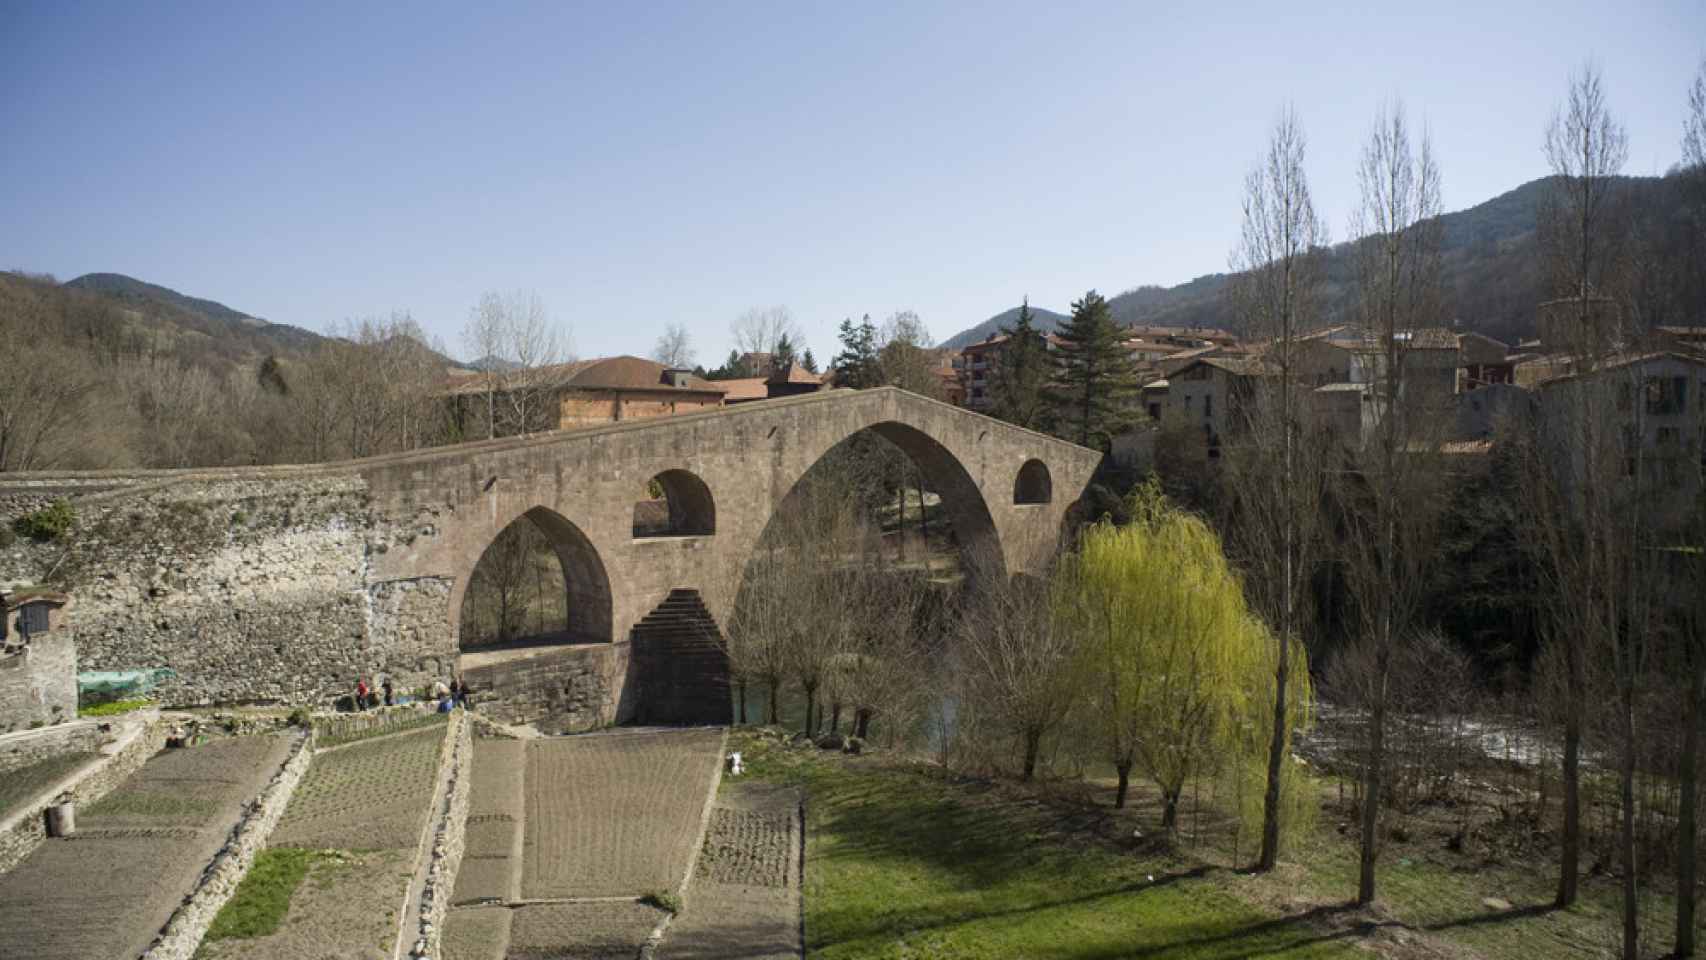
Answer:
(350, 675, 473, 712)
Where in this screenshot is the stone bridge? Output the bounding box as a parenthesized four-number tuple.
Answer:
(0, 388, 1100, 728)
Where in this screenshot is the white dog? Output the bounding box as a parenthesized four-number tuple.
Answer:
(727, 751, 744, 775)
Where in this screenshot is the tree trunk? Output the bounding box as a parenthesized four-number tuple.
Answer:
(831, 702, 842, 735)
(1258, 628, 1291, 871)
(1022, 729, 1041, 782)
(738, 681, 748, 726)
(1677, 655, 1700, 957)
(1115, 762, 1132, 810)
(1620, 688, 1639, 960)
(1357, 645, 1389, 907)
(768, 677, 780, 726)
(854, 708, 871, 739)
(1559, 688, 1583, 907)
(803, 682, 817, 736)
(1162, 786, 1182, 830)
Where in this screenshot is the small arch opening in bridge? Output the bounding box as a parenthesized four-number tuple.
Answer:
(632, 469, 716, 538)
(1013, 459, 1052, 505)
(458, 507, 613, 652)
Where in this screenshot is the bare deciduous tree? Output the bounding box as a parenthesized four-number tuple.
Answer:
(730, 305, 802, 364)
(1341, 99, 1449, 907)
(652, 322, 695, 369)
(1530, 61, 1631, 915)
(461, 291, 570, 439)
(1677, 56, 1706, 959)
(1220, 104, 1331, 872)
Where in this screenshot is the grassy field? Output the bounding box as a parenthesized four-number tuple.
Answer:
(730, 726, 1706, 960)
(201, 848, 328, 942)
(733, 731, 1362, 960)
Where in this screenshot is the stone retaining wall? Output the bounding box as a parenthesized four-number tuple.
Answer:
(0, 712, 167, 874)
(0, 632, 77, 734)
(140, 730, 314, 960)
(0, 476, 458, 707)
(461, 642, 630, 732)
(404, 710, 471, 959)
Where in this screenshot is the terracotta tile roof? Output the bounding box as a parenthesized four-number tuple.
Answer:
(766, 361, 823, 386)
(713, 377, 769, 401)
(443, 356, 726, 396)
(1534, 350, 1706, 388)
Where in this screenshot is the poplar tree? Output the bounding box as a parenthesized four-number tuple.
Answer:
(989, 298, 1053, 431)
(1046, 290, 1138, 448)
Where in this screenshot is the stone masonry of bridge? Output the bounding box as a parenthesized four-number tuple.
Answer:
(0, 388, 1100, 724)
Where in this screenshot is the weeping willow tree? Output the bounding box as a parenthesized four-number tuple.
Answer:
(1064, 481, 1312, 835)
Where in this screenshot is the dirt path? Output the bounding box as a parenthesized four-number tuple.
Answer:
(444, 728, 725, 960)
(657, 780, 803, 960)
(0, 734, 293, 960)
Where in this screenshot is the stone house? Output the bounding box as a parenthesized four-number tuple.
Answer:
(445, 356, 728, 435)
(0, 591, 76, 733)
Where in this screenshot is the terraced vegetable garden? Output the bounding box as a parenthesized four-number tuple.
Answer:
(0, 734, 293, 960)
(198, 721, 450, 960)
(444, 728, 726, 960)
(522, 727, 724, 899)
(0, 751, 97, 823)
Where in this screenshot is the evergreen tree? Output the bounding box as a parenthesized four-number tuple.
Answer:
(989, 297, 1052, 431)
(1046, 290, 1138, 449)
(801, 348, 819, 374)
(832, 314, 882, 388)
(774, 334, 798, 369)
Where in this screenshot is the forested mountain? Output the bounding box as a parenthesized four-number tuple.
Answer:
(941, 304, 1072, 349)
(63, 272, 326, 356)
(0, 271, 456, 471)
(944, 174, 1694, 349)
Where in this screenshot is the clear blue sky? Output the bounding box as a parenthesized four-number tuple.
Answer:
(3, 1, 1701, 363)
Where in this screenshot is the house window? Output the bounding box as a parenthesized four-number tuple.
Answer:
(1646, 376, 1687, 415)
(1148, 403, 1161, 420)
(1204, 394, 1213, 418)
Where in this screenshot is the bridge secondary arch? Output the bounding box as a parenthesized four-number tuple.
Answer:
(448, 505, 613, 648)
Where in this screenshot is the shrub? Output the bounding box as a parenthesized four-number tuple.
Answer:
(287, 706, 311, 728)
(641, 890, 683, 914)
(13, 499, 75, 542)
(81, 698, 153, 717)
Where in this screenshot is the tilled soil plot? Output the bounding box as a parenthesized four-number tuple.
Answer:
(452, 739, 527, 905)
(443, 905, 512, 960)
(506, 901, 667, 960)
(201, 725, 450, 960)
(0, 734, 293, 960)
(522, 728, 723, 899)
(658, 780, 802, 960)
(198, 849, 414, 960)
(270, 724, 448, 850)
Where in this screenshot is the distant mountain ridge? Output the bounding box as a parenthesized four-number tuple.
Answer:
(64, 272, 327, 354)
(941, 175, 1683, 350)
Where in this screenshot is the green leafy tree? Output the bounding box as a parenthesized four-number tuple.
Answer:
(1046, 290, 1138, 449)
(989, 298, 1052, 431)
(1063, 481, 1311, 826)
(832, 314, 882, 389)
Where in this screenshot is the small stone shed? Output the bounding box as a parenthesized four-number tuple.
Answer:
(0, 590, 76, 733)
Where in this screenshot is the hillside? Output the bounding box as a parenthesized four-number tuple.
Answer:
(943, 175, 1686, 349)
(940, 304, 1072, 349)
(64, 272, 326, 357)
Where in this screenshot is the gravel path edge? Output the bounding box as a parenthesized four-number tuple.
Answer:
(140, 730, 313, 960)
